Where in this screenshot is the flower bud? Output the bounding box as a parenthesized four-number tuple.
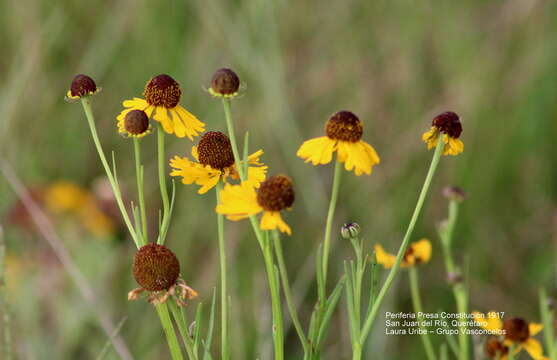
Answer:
(67, 74, 99, 99)
(341, 223, 360, 239)
(209, 68, 240, 97)
(443, 185, 466, 203)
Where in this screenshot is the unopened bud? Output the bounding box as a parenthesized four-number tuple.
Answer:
(341, 223, 360, 239)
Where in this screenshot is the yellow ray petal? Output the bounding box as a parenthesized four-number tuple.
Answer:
(410, 239, 432, 264)
(374, 244, 396, 269)
(216, 182, 262, 220)
(296, 137, 336, 166)
(336, 141, 380, 176)
(174, 105, 205, 140)
(122, 97, 149, 109)
(191, 146, 199, 161)
(260, 211, 292, 235)
(197, 173, 221, 194)
(248, 150, 265, 165)
(529, 323, 543, 336)
(472, 311, 503, 331)
(169, 108, 187, 138)
(245, 164, 268, 188)
(443, 137, 464, 156)
(152, 107, 174, 134)
(522, 338, 548, 360)
(422, 127, 439, 150)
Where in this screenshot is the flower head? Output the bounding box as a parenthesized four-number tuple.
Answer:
(422, 111, 464, 156)
(216, 175, 295, 235)
(117, 74, 205, 139)
(117, 109, 151, 138)
(209, 68, 241, 98)
(341, 223, 360, 240)
(66, 74, 100, 100)
(374, 239, 432, 269)
(170, 131, 267, 194)
(485, 336, 509, 359)
(297, 111, 380, 175)
(473, 312, 548, 360)
(129, 243, 198, 306)
(443, 185, 466, 202)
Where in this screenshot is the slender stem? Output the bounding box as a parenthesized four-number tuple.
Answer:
(272, 230, 309, 354)
(216, 183, 230, 360)
(360, 135, 446, 344)
(262, 231, 284, 360)
(157, 124, 171, 244)
(540, 289, 556, 360)
(0, 227, 12, 360)
(80, 98, 139, 247)
(133, 138, 148, 245)
(409, 268, 437, 360)
(156, 303, 185, 360)
(322, 160, 343, 285)
(439, 200, 469, 360)
(168, 300, 198, 360)
(221, 98, 284, 359)
(222, 99, 244, 181)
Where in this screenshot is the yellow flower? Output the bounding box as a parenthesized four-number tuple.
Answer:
(297, 111, 380, 176)
(374, 239, 432, 269)
(117, 109, 151, 138)
(216, 175, 295, 235)
(473, 311, 548, 360)
(170, 131, 267, 194)
(66, 74, 100, 100)
(117, 74, 205, 139)
(422, 111, 464, 156)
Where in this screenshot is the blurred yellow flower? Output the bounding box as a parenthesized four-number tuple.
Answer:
(374, 239, 432, 269)
(117, 74, 205, 139)
(422, 111, 464, 156)
(297, 111, 380, 176)
(216, 175, 294, 235)
(473, 311, 548, 360)
(170, 131, 267, 194)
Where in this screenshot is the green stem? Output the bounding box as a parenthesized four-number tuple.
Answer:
(0, 227, 12, 360)
(409, 267, 437, 360)
(221, 98, 284, 359)
(360, 134, 446, 345)
(157, 124, 171, 244)
(216, 183, 230, 360)
(272, 230, 309, 355)
(133, 138, 148, 245)
(156, 303, 185, 360)
(440, 200, 469, 360)
(80, 98, 139, 247)
(322, 160, 343, 286)
(262, 231, 284, 360)
(222, 98, 244, 181)
(539, 289, 556, 360)
(168, 300, 198, 360)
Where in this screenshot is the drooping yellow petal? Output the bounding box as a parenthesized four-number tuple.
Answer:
(529, 323, 543, 336)
(191, 146, 199, 161)
(174, 105, 205, 140)
(472, 311, 503, 331)
(522, 338, 548, 360)
(169, 155, 222, 194)
(245, 164, 268, 188)
(296, 136, 337, 166)
(336, 140, 380, 176)
(248, 150, 265, 165)
(152, 107, 174, 134)
(374, 244, 396, 269)
(169, 108, 187, 138)
(410, 239, 432, 264)
(443, 137, 464, 156)
(260, 211, 292, 235)
(216, 182, 262, 220)
(422, 127, 439, 150)
(122, 97, 149, 110)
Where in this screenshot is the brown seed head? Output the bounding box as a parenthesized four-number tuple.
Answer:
(256, 175, 295, 212)
(144, 74, 181, 108)
(124, 110, 150, 135)
(197, 131, 235, 170)
(442, 185, 466, 203)
(485, 336, 509, 358)
(132, 243, 180, 291)
(325, 111, 363, 142)
(503, 317, 530, 342)
(211, 68, 240, 95)
(432, 111, 462, 139)
(70, 74, 97, 97)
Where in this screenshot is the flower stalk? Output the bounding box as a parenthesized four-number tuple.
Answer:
(409, 267, 437, 360)
(133, 138, 148, 245)
(360, 134, 446, 347)
(438, 196, 469, 360)
(157, 124, 171, 244)
(322, 159, 343, 287)
(215, 182, 230, 360)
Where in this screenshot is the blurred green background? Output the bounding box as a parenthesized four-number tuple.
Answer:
(1, 0, 557, 359)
